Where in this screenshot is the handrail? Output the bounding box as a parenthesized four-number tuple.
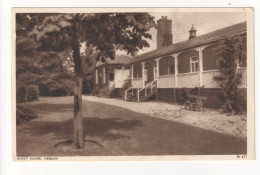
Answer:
(138, 79, 157, 92)
(125, 86, 133, 101)
(137, 79, 157, 102)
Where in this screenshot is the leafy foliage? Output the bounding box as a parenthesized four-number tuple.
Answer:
(91, 86, 101, 95)
(179, 87, 203, 104)
(16, 52, 75, 98)
(97, 85, 117, 98)
(17, 84, 40, 103)
(121, 77, 132, 91)
(26, 13, 155, 60)
(213, 35, 246, 114)
(16, 13, 156, 149)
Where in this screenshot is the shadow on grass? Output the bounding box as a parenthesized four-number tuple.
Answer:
(21, 103, 74, 115)
(25, 117, 143, 141)
(20, 102, 143, 143)
(18, 100, 247, 155)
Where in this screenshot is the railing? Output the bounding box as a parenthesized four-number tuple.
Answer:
(177, 72, 199, 87)
(158, 74, 175, 88)
(125, 86, 134, 101)
(137, 79, 157, 102)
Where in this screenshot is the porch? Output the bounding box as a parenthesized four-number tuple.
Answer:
(125, 44, 247, 103)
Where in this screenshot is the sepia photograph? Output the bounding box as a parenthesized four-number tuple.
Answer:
(12, 8, 254, 161)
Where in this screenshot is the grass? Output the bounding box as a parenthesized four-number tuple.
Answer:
(16, 96, 246, 157)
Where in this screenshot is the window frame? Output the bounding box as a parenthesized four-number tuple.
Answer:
(190, 56, 199, 73)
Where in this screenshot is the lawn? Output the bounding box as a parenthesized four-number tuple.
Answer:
(16, 96, 246, 157)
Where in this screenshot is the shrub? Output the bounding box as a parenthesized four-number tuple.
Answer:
(121, 77, 132, 99)
(27, 85, 40, 101)
(16, 84, 40, 102)
(122, 77, 132, 91)
(39, 79, 74, 97)
(98, 85, 116, 98)
(91, 86, 101, 95)
(179, 88, 189, 104)
(16, 105, 38, 125)
(178, 87, 204, 104)
(213, 35, 246, 114)
(189, 87, 199, 95)
(16, 85, 28, 103)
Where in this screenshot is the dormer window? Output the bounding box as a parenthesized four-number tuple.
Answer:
(190, 57, 199, 72)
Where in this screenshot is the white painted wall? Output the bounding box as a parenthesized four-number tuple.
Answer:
(202, 70, 220, 88)
(158, 75, 175, 88)
(177, 73, 200, 88)
(132, 79, 143, 88)
(114, 69, 130, 88)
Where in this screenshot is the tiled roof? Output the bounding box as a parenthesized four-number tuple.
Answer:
(96, 55, 133, 67)
(127, 21, 247, 64)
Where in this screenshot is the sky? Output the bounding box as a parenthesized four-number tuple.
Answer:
(117, 12, 247, 55)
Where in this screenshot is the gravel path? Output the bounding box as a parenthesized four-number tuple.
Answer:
(83, 95, 247, 140)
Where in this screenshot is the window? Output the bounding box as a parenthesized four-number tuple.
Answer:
(99, 71, 102, 84)
(190, 57, 199, 72)
(109, 71, 114, 81)
(168, 64, 175, 74)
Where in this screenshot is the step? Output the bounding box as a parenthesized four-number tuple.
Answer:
(126, 98, 137, 101)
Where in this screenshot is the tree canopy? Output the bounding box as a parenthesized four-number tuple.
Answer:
(22, 13, 156, 60)
(16, 12, 156, 149)
(214, 34, 247, 114)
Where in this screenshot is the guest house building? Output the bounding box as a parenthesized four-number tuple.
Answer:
(94, 16, 247, 109)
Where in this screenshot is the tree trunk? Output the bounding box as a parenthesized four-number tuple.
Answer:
(71, 19, 85, 149)
(73, 76, 84, 149)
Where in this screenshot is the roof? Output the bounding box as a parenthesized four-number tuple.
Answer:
(127, 21, 247, 64)
(96, 55, 133, 67)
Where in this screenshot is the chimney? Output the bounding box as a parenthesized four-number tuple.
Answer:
(189, 24, 197, 39)
(156, 16, 173, 49)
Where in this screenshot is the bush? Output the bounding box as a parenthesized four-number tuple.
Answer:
(98, 85, 116, 98)
(16, 85, 28, 103)
(179, 88, 189, 104)
(16, 84, 40, 103)
(38, 79, 74, 97)
(179, 87, 204, 104)
(27, 85, 40, 101)
(16, 105, 38, 125)
(91, 86, 101, 95)
(122, 78, 132, 91)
